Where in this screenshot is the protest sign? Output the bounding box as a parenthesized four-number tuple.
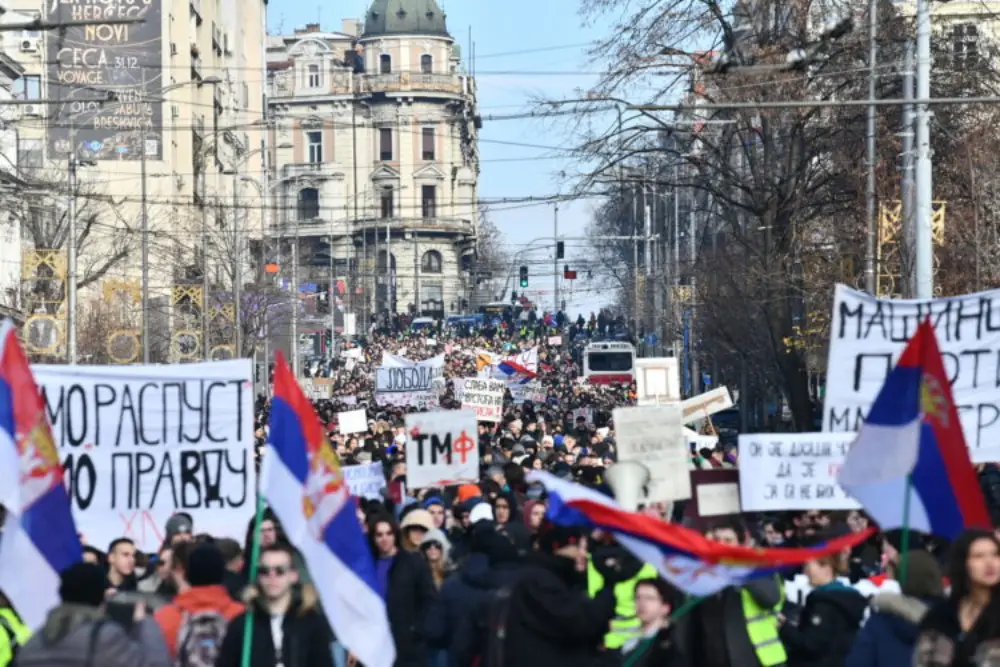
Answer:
(824, 284, 1000, 461)
(681, 387, 734, 424)
(635, 357, 680, 405)
(405, 410, 479, 488)
(548, 335, 563, 346)
(343, 461, 386, 500)
(338, 408, 367, 435)
(684, 427, 719, 451)
(613, 405, 691, 503)
(572, 407, 594, 425)
(461, 378, 505, 422)
(452, 378, 467, 403)
(32, 360, 255, 552)
(375, 353, 444, 407)
(738, 433, 859, 512)
(510, 382, 546, 405)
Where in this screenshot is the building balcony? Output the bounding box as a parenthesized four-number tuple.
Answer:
(281, 162, 332, 179)
(359, 72, 469, 96)
(353, 216, 473, 234)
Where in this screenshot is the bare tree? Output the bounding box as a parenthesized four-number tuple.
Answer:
(473, 204, 512, 304)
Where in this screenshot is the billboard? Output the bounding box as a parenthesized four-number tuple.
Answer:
(46, 0, 163, 161)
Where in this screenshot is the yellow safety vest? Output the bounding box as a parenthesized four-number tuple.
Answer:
(740, 578, 787, 667)
(587, 560, 659, 650)
(0, 608, 31, 667)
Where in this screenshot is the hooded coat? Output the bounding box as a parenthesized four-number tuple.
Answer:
(779, 581, 868, 667)
(846, 594, 933, 667)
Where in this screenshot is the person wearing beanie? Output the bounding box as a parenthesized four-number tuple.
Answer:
(399, 508, 435, 553)
(153, 543, 245, 659)
(14, 562, 171, 667)
(422, 496, 447, 530)
(164, 514, 194, 546)
(846, 549, 945, 667)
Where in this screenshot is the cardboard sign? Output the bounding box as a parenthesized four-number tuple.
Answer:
(635, 357, 680, 405)
(460, 378, 505, 423)
(32, 360, 255, 552)
(405, 410, 479, 488)
(684, 469, 742, 522)
(548, 335, 563, 346)
(343, 462, 387, 500)
(824, 284, 1000, 461)
(681, 387, 734, 424)
(738, 433, 859, 511)
(614, 405, 691, 503)
(338, 408, 368, 435)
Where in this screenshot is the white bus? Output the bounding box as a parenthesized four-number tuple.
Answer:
(582, 341, 636, 384)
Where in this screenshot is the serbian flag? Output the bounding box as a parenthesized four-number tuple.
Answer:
(263, 351, 395, 667)
(838, 319, 989, 539)
(0, 320, 81, 628)
(527, 471, 875, 596)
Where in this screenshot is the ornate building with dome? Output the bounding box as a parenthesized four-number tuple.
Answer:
(266, 0, 481, 346)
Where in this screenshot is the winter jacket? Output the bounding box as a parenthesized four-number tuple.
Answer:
(214, 590, 331, 667)
(153, 584, 245, 658)
(846, 593, 935, 667)
(384, 549, 437, 667)
(914, 597, 996, 667)
(13, 603, 170, 667)
(779, 581, 867, 667)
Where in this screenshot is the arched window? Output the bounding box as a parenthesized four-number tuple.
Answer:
(379, 53, 392, 74)
(297, 187, 319, 220)
(420, 54, 433, 74)
(421, 249, 442, 274)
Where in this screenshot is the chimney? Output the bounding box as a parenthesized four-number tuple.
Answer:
(342, 19, 360, 36)
(305, 22, 320, 33)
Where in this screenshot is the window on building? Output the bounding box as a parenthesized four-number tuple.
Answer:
(422, 283, 444, 312)
(379, 53, 392, 74)
(18, 138, 42, 169)
(421, 185, 437, 218)
(952, 23, 979, 67)
(420, 54, 433, 74)
(421, 127, 435, 160)
(307, 63, 321, 88)
(421, 250, 442, 274)
(15, 75, 40, 100)
(379, 128, 393, 161)
(380, 187, 394, 219)
(297, 187, 319, 220)
(307, 130, 323, 163)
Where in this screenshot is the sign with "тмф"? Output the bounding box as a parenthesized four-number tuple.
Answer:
(405, 410, 479, 488)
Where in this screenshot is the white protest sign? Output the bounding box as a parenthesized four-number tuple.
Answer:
(32, 360, 255, 552)
(548, 335, 563, 346)
(338, 408, 368, 435)
(572, 407, 594, 425)
(345, 358, 356, 372)
(452, 378, 467, 402)
(343, 461, 387, 499)
(613, 405, 691, 503)
(684, 427, 719, 451)
(461, 378, 505, 423)
(681, 387, 734, 424)
(635, 357, 680, 405)
(696, 482, 741, 517)
(375, 354, 444, 407)
(510, 382, 546, 405)
(405, 410, 479, 488)
(738, 433, 859, 512)
(824, 284, 1000, 461)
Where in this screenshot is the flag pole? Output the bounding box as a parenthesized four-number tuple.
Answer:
(898, 477, 913, 585)
(240, 493, 267, 667)
(670, 596, 704, 620)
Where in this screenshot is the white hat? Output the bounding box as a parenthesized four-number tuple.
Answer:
(469, 502, 494, 525)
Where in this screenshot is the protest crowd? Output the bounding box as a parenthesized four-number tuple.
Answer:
(4, 306, 1000, 667)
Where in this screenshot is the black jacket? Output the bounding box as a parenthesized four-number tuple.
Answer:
(780, 582, 867, 667)
(497, 553, 615, 667)
(385, 550, 437, 667)
(215, 596, 333, 667)
(914, 596, 1000, 667)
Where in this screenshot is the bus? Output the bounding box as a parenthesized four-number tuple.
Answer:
(582, 341, 636, 384)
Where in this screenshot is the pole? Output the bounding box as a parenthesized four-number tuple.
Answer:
(901, 42, 916, 299)
(553, 202, 559, 315)
(291, 216, 299, 376)
(864, 0, 877, 294)
(140, 69, 150, 362)
(689, 184, 699, 395)
(915, 0, 933, 299)
(632, 184, 640, 327)
(233, 183, 242, 358)
(201, 170, 210, 360)
(67, 153, 78, 364)
(351, 92, 361, 331)
(262, 152, 272, 392)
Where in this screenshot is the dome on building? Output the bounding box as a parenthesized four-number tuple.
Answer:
(362, 0, 450, 38)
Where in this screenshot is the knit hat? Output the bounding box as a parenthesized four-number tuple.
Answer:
(456, 484, 482, 503)
(165, 513, 194, 541)
(469, 502, 494, 525)
(59, 562, 107, 607)
(400, 508, 434, 532)
(420, 527, 452, 557)
(422, 496, 445, 510)
(187, 544, 226, 587)
(535, 520, 583, 555)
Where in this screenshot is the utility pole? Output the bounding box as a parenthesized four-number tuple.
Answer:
(232, 183, 242, 358)
(67, 151, 78, 364)
(201, 169, 210, 360)
(915, 0, 934, 299)
(140, 69, 150, 363)
(864, 0, 877, 294)
(901, 41, 916, 299)
(553, 202, 559, 315)
(689, 184, 699, 395)
(632, 183, 640, 327)
(291, 215, 300, 376)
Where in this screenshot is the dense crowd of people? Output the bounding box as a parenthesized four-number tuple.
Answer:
(5, 312, 1000, 667)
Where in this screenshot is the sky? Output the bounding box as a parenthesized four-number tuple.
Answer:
(268, 0, 624, 317)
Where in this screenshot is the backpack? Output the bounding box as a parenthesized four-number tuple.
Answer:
(175, 610, 229, 667)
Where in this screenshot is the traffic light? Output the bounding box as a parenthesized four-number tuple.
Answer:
(519, 265, 528, 287)
(325, 329, 333, 349)
(511, 290, 518, 303)
(556, 241, 565, 259)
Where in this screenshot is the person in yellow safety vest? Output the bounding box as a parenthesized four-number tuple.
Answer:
(587, 544, 659, 650)
(0, 604, 32, 667)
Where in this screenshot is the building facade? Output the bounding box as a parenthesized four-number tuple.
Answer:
(2, 0, 266, 362)
(266, 0, 480, 346)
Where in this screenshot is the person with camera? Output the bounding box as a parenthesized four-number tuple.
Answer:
(13, 562, 170, 667)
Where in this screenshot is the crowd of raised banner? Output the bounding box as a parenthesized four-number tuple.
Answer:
(4, 286, 1000, 667)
